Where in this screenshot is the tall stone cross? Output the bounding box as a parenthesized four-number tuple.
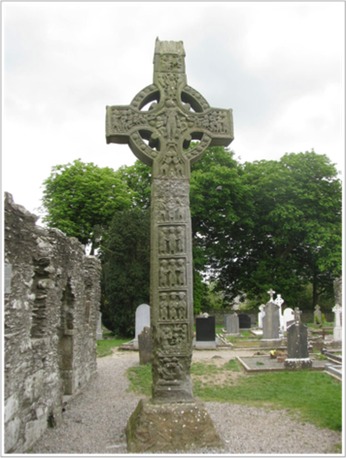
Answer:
(106, 39, 233, 403)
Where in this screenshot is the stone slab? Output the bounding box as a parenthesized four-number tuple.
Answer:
(126, 398, 223, 453)
(237, 355, 327, 372)
(195, 341, 217, 349)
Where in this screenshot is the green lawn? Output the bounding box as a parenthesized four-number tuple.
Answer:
(96, 338, 129, 357)
(127, 359, 342, 432)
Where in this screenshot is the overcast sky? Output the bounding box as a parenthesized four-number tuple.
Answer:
(2, 2, 345, 216)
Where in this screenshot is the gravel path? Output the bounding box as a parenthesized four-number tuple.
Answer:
(30, 349, 341, 455)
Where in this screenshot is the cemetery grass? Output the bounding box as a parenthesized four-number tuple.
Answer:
(96, 338, 129, 357)
(127, 360, 341, 432)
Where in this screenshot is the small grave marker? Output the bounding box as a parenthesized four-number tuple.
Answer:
(284, 308, 312, 369)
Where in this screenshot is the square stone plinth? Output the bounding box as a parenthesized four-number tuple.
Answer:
(126, 398, 223, 453)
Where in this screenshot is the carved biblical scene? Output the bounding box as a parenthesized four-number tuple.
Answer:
(159, 226, 186, 255)
(159, 258, 186, 288)
(155, 355, 191, 384)
(157, 323, 188, 349)
(159, 149, 185, 177)
(156, 197, 186, 223)
(159, 291, 187, 320)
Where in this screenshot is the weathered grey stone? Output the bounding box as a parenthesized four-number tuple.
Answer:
(283, 307, 295, 331)
(4, 193, 101, 453)
(106, 39, 232, 452)
(134, 303, 150, 349)
(332, 304, 342, 342)
(5, 263, 12, 294)
(258, 304, 265, 329)
(284, 309, 312, 369)
(225, 313, 239, 335)
(138, 326, 152, 364)
(126, 399, 223, 453)
(262, 301, 280, 340)
(313, 304, 322, 325)
(96, 312, 103, 340)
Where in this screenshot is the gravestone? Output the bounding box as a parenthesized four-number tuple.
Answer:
(106, 39, 232, 453)
(283, 307, 295, 332)
(274, 293, 284, 332)
(262, 290, 281, 343)
(138, 327, 152, 364)
(196, 315, 216, 348)
(313, 304, 322, 325)
(332, 304, 342, 342)
(225, 313, 239, 335)
(284, 308, 312, 369)
(238, 313, 251, 329)
(134, 303, 150, 349)
(258, 304, 265, 329)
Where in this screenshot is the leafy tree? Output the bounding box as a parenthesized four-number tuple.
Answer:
(101, 208, 150, 337)
(115, 161, 152, 209)
(41, 159, 133, 254)
(192, 150, 341, 309)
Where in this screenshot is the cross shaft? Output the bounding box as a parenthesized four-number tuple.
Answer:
(106, 39, 233, 402)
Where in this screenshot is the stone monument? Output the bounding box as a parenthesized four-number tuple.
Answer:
(332, 304, 342, 342)
(262, 289, 281, 344)
(106, 39, 233, 453)
(284, 308, 312, 369)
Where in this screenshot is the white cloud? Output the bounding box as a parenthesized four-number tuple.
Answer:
(2, 2, 344, 214)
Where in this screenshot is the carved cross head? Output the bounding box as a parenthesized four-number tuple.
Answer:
(106, 39, 233, 178)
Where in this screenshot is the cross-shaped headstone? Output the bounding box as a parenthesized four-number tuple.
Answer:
(267, 288, 275, 302)
(274, 294, 284, 308)
(106, 39, 233, 402)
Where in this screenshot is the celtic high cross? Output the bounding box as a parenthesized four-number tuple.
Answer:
(106, 39, 233, 402)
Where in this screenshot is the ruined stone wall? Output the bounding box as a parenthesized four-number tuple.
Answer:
(4, 193, 101, 453)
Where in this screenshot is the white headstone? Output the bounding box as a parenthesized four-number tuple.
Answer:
(274, 294, 285, 332)
(135, 304, 151, 345)
(283, 307, 295, 331)
(332, 304, 342, 342)
(258, 304, 265, 329)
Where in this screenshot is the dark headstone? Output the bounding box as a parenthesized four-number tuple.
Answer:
(238, 313, 251, 329)
(138, 327, 152, 365)
(284, 319, 312, 369)
(196, 316, 215, 341)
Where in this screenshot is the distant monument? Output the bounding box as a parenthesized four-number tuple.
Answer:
(106, 39, 233, 453)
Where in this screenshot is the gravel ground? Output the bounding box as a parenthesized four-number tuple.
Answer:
(29, 349, 342, 455)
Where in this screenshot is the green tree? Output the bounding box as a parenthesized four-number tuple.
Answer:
(41, 159, 133, 254)
(115, 161, 152, 209)
(194, 150, 342, 309)
(101, 208, 150, 337)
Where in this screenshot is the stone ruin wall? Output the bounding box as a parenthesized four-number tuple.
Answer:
(4, 192, 101, 453)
